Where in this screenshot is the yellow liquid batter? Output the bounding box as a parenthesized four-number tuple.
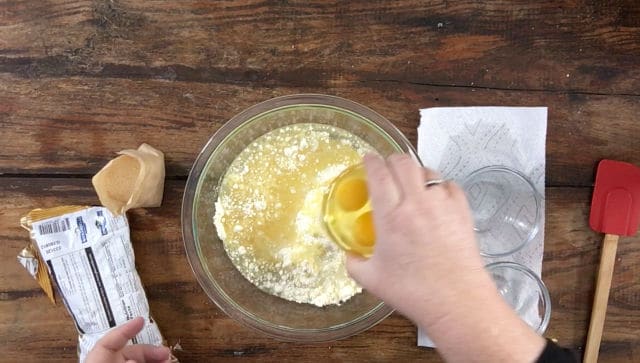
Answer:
(214, 123, 374, 306)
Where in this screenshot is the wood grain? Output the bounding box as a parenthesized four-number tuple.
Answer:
(1, 73, 639, 186)
(1, 178, 638, 362)
(1, 1, 640, 362)
(1, 1, 639, 95)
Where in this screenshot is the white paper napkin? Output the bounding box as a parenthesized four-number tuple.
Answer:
(416, 107, 548, 347)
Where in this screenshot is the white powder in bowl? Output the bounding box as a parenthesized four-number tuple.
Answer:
(213, 123, 373, 306)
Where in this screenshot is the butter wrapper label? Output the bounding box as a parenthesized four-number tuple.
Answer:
(33, 208, 127, 262)
(30, 206, 163, 362)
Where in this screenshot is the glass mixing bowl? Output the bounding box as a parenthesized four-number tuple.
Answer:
(182, 94, 418, 342)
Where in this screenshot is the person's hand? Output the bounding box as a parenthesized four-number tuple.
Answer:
(347, 153, 490, 326)
(85, 317, 171, 363)
(347, 153, 545, 362)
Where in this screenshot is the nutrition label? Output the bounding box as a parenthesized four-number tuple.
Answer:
(30, 207, 162, 361)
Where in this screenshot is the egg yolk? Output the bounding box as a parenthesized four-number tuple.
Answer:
(353, 211, 375, 247)
(335, 178, 368, 211)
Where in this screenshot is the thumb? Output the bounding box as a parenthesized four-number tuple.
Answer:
(346, 253, 374, 287)
(98, 317, 145, 351)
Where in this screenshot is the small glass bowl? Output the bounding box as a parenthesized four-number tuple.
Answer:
(486, 262, 551, 334)
(461, 166, 541, 257)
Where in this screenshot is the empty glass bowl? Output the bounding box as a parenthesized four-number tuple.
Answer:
(182, 94, 418, 342)
(486, 262, 551, 334)
(461, 166, 541, 257)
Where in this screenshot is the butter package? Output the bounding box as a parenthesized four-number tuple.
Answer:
(20, 206, 166, 362)
(92, 143, 165, 215)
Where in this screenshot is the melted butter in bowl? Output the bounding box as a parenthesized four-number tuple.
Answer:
(214, 123, 374, 306)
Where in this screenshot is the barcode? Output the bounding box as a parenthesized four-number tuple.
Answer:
(38, 219, 70, 235)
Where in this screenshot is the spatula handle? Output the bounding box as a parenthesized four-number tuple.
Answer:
(584, 233, 619, 363)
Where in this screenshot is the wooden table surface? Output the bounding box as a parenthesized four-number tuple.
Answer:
(1, 1, 639, 362)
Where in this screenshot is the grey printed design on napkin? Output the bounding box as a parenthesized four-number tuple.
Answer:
(437, 120, 528, 182)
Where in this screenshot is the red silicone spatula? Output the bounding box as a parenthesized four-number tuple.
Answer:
(584, 159, 640, 363)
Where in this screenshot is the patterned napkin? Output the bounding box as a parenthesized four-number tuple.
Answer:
(416, 107, 548, 347)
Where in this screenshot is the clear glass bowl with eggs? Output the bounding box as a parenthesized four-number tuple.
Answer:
(182, 94, 418, 342)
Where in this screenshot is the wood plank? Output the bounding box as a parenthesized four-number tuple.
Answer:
(0, 75, 640, 186)
(1, 178, 638, 361)
(1, 74, 639, 186)
(1, 1, 639, 95)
